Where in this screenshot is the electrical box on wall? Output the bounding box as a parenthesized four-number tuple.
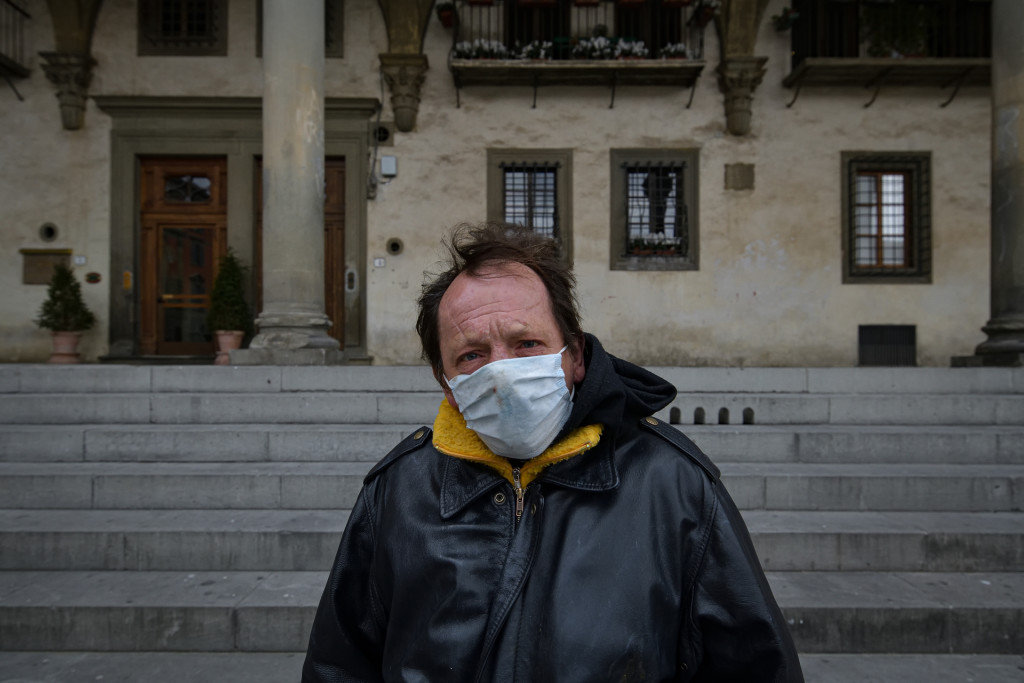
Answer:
(381, 156, 397, 178)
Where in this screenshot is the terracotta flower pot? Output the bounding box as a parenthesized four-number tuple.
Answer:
(214, 330, 245, 365)
(49, 331, 83, 364)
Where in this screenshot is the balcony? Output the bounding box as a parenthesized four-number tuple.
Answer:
(0, 0, 29, 78)
(783, 0, 991, 105)
(445, 0, 710, 104)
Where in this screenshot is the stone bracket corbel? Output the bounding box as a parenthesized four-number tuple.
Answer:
(39, 51, 95, 131)
(379, 53, 429, 133)
(717, 55, 767, 136)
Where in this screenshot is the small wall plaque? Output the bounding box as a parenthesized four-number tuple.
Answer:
(20, 249, 72, 285)
(85, 272, 102, 284)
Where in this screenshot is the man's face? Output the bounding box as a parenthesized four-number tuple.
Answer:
(436, 261, 585, 410)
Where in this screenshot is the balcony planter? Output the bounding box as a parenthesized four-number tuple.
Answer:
(435, 2, 456, 28)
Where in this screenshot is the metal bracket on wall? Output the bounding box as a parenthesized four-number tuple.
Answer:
(863, 67, 892, 108)
(785, 82, 802, 108)
(608, 72, 618, 109)
(940, 68, 973, 108)
(4, 74, 24, 101)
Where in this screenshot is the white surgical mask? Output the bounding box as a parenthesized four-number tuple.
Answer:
(446, 346, 574, 459)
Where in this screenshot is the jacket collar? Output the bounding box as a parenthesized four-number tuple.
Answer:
(433, 401, 616, 519)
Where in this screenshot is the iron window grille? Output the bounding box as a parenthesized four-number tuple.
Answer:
(858, 324, 916, 366)
(0, 0, 30, 78)
(501, 161, 560, 240)
(138, 0, 227, 56)
(842, 152, 931, 283)
(789, 0, 991, 65)
(624, 162, 689, 256)
(610, 150, 698, 271)
(451, 0, 704, 61)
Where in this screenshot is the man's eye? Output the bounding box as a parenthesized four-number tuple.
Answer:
(461, 352, 480, 362)
(520, 341, 539, 349)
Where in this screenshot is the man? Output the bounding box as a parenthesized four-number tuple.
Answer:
(303, 223, 803, 682)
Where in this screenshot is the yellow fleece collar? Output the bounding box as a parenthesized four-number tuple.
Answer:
(432, 400, 603, 488)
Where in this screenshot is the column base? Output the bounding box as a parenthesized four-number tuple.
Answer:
(231, 347, 344, 366)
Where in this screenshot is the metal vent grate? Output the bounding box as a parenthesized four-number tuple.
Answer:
(858, 325, 916, 366)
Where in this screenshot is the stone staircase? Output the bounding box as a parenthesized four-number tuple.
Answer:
(0, 364, 1022, 682)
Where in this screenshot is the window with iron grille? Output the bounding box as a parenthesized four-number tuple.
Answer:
(138, 0, 227, 56)
(610, 149, 698, 271)
(487, 149, 573, 259)
(842, 152, 930, 283)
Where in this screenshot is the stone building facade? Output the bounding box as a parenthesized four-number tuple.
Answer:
(0, 0, 1017, 367)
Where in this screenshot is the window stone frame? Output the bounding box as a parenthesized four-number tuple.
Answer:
(486, 148, 573, 262)
(609, 148, 700, 272)
(841, 151, 932, 284)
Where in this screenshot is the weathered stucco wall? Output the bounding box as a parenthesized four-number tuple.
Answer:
(0, 0, 991, 366)
(365, 0, 991, 366)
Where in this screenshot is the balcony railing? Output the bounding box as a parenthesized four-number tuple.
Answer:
(0, 0, 29, 78)
(446, 0, 709, 98)
(783, 0, 991, 99)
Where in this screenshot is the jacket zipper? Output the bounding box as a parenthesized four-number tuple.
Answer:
(512, 468, 524, 522)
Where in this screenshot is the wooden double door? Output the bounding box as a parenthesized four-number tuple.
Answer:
(139, 156, 346, 356)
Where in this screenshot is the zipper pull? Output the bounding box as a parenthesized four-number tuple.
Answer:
(512, 468, 524, 520)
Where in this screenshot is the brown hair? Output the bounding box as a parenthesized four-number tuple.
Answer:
(416, 222, 583, 379)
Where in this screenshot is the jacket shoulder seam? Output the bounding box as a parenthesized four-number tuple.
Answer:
(637, 417, 721, 480)
(364, 427, 433, 484)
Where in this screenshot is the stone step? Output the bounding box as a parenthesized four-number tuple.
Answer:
(2, 392, 1022, 426)
(0, 652, 308, 682)
(1, 652, 1022, 683)
(2, 424, 1022, 464)
(1, 509, 1020, 572)
(1, 570, 1020, 654)
(774, 571, 1024, 654)
(799, 653, 1024, 683)
(4, 365, 1022, 395)
(1, 462, 1021, 512)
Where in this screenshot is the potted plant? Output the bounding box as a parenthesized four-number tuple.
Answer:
(36, 263, 96, 363)
(771, 6, 799, 32)
(206, 248, 253, 365)
(571, 36, 616, 60)
(452, 39, 511, 59)
(517, 39, 553, 60)
(690, 0, 720, 28)
(861, 0, 934, 58)
(435, 1, 456, 28)
(615, 39, 649, 59)
(659, 42, 690, 59)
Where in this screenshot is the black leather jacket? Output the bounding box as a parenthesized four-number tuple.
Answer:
(303, 336, 803, 682)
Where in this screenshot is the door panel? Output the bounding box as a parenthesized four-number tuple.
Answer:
(139, 158, 227, 355)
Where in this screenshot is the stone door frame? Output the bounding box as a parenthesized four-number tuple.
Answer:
(95, 96, 378, 361)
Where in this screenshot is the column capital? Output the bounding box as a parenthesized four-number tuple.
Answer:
(379, 53, 429, 132)
(716, 56, 767, 136)
(39, 51, 95, 130)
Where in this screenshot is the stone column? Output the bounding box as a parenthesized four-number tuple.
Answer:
(235, 0, 342, 365)
(973, 0, 1024, 365)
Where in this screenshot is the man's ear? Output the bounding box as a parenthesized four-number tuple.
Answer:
(433, 366, 459, 409)
(569, 334, 586, 385)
